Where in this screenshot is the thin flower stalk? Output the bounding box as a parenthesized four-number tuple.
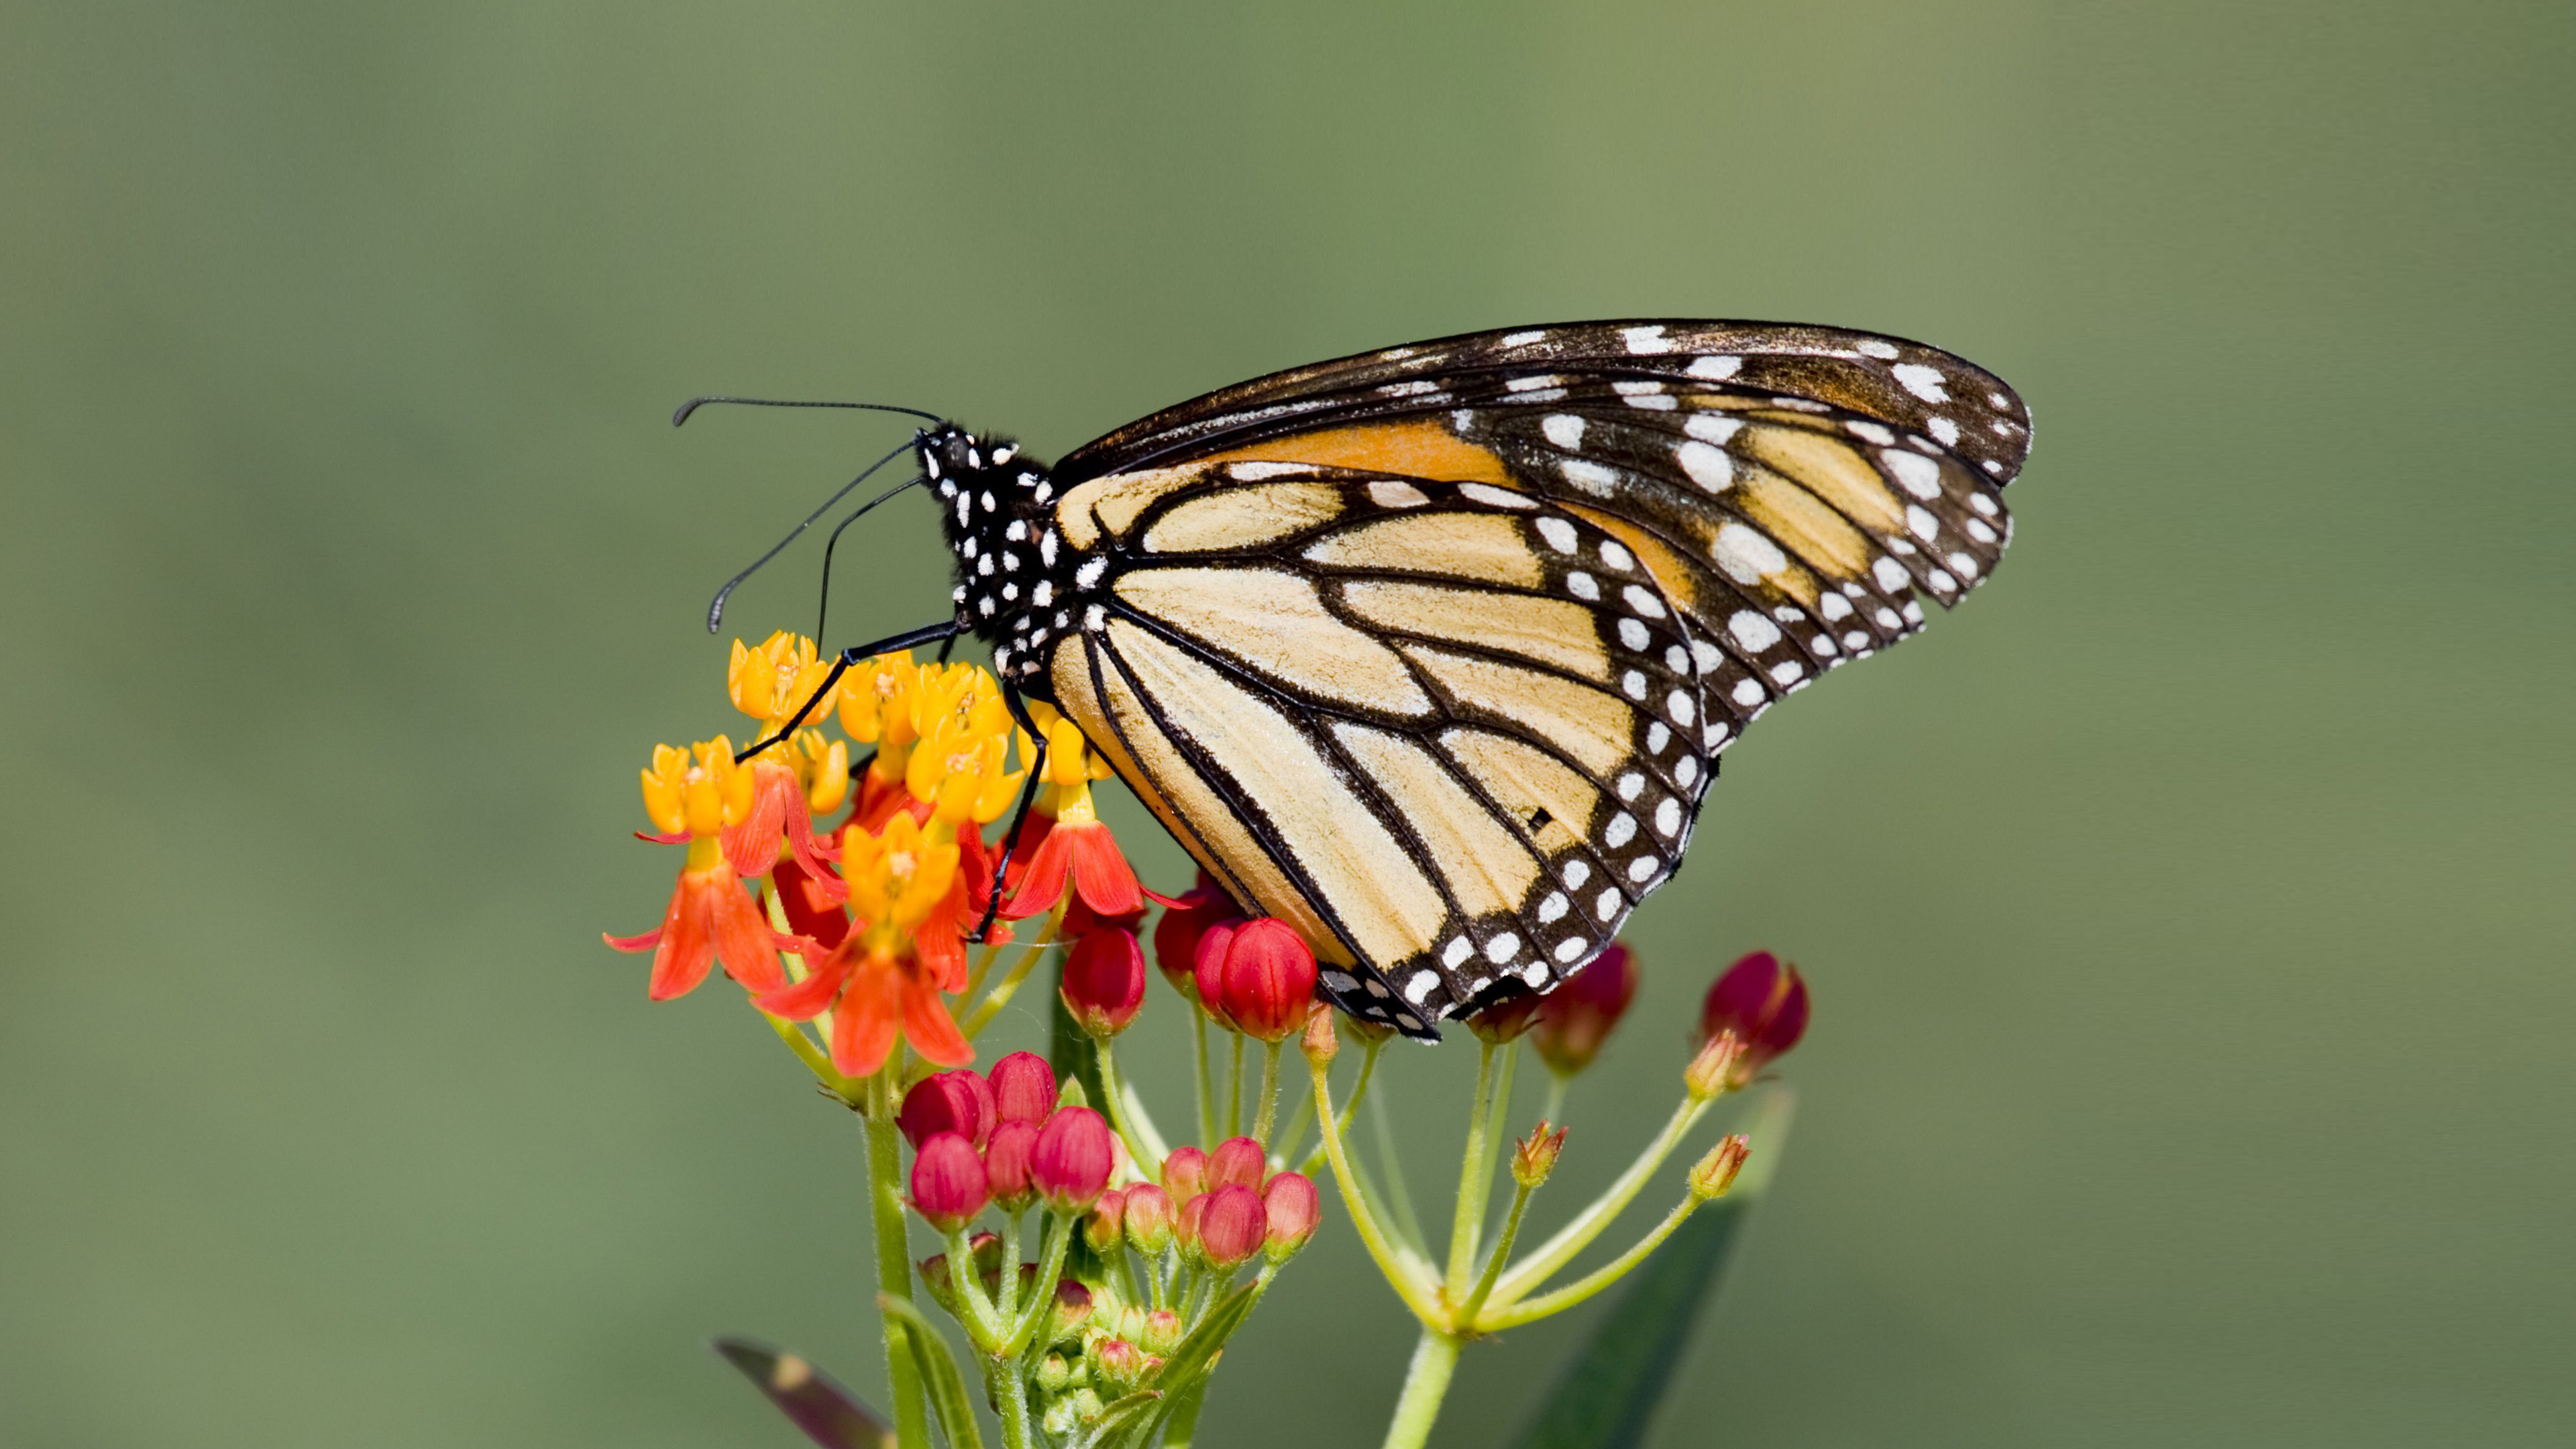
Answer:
(1483, 1094, 1712, 1309)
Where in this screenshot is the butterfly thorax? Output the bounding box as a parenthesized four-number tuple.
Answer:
(924, 423, 1080, 698)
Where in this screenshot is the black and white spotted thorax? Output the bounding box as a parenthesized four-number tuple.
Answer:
(924, 423, 1085, 696)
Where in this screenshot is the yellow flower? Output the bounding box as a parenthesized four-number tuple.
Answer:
(788, 728, 851, 816)
(728, 632, 839, 731)
(842, 811, 961, 939)
(639, 738, 757, 841)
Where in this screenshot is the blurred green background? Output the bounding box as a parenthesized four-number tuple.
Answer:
(5, 3, 2571, 1446)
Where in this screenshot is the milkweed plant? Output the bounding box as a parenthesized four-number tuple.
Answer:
(606, 634, 1802, 1449)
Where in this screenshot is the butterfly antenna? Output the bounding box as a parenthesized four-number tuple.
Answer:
(673, 396, 944, 427)
(813, 468, 930, 642)
(705, 437, 921, 634)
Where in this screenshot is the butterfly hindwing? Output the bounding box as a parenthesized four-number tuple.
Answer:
(1044, 466, 1710, 1032)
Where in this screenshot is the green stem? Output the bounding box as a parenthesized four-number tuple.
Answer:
(1486, 1094, 1711, 1309)
(1008, 1214, 1077, 1356)
(1368, 1086, 1432, 1257)
(1307, 1052, 1443, 1323)
(987, 1360, 1034, 1449)
(1444, 1042, 1502, 1299)
(1159, 1381, 1210, 1449)
(1540, 1072, 1567, 1132)
(1477, 1193, 1703, 1331)
(863, 1089, 934, 1449)
(1458, 1177, 1536, 1326)
(1224, 1032, 1245, 1139)
(1251, 1040, 1284, 1145)
(1192, 1012, 1216, 1151)
(1379, 1330, 1462, 1449)
(945, 1226, 1010, 1352)
(1091, 1040, 1161, 1173)
(963, 934, 1053, 1038)
(1299, 1037, 1382, 1178)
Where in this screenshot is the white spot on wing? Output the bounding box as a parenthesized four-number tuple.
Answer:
(1542, 415, 1587, 449)
(1460, 483, 1534, 509)
(1678, 440, 1733, 492)
(1502, 329, 1547, 347)
(1684, 413, 1743, 445)
(1560, 459, 1619, 495)
(1622, 325, 1673, 354)
(1892, 364, 1950, 402)
(1369, 480, 1430, 508)
(1883, 449, 1944, 500)
(1857, 339, 1901, 360)
(1711, 523, 1788, 584)
(1728, 610, 1782, 651)
(1536, 517, 1579, 553)
(1686, 355, 1742, 380)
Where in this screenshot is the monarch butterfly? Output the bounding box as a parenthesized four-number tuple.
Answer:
(709, 320, 2029, 1038)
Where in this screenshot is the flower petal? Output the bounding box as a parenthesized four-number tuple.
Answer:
(901, 976, 975, 1067)
(753, 949, 851, 1020)
(828, 959, 906, 1078)
(704, 871, 790, 992)
(646, 877, 715, 1000)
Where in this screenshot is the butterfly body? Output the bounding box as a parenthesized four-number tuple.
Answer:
(900, 321, 2029, 1037)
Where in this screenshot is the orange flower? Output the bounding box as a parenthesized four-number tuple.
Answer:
(604, 739, 800, 1000)
(755, 812, 973, 1076)
(721, 729, 849, 883)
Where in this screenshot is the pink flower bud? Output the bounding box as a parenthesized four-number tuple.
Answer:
(1173, 1193, 1209, 1269)
(1061, 928, 1148, 1038)
(916, 1252, 959, 1313)
(1196, 1183, 1269, 1271)
(1030, 1106, 1114, 1214)
(1698, 951, 1808, 1075)
(1209, 918, 1319, 1042)
(983, 1120, 1038, 1213)
(1160, 1146, 1210, 1205)
(1303, 1006, 1340, 1066)
(909, 1132, 988, 1234)
(1152, 872, 1238, 995)
(987, 1051, 1059, 1126)
(1122, 1183, 1175, 1255)
(898, 1070, 995, 1151)
(1533, 941, 1638, 1076)
(1092, 1338, 1146, 1391)
(1139, 1309, 1183, 1356)
(1209, 1136, 1265, 1191)
(1083, 1187, 1127, 1254)
(1261, 1171, 1320, 1260)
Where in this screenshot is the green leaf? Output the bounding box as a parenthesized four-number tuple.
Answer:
(708, 1336, 895, 1449)
(1506, 1086, 1792, 1449)
(877, 1293, 987, 1449)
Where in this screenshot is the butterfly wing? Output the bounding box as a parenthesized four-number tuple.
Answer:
(1044, 466, 1709, 1033)
(1036, 320, 2028, 1032)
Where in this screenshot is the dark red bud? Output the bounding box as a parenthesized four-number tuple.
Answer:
(1192, 920, 1240, 1028)
(909, 1132, 988, 1234)
(1533, 941, 1640, 1076)
(1030, 1106, 1115, 1214)
(1061, 928, 1148, 1038)
(1698, 951, 1808, 1071)
(988, 1051, 1059, 1126)
(1214, 918, 1320, 1042)
(899, 1070, 996, 1151)
(1152, 871, 1236, 993)
(983, 1120, 1038, 1212)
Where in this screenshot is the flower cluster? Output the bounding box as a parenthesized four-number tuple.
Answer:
(608, 633, 1811, 1449)
(604, 635, 1144, 1081)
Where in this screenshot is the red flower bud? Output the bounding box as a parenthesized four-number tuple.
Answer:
(1532, 941, 1639, 1076)
(983, 1120, 1038, 1213)
(899, 1071, 995, 1152)
(1083, 1187, 1127, 1253)
(1092, 1338, 1146, 1392)
(1208, 918, 1319, 1042)
(1061, 928, 1147, 1038)
(1698, 951, 1808, 1074)
(1196, 1183, 1269, 1271)
(1030, 1106, 1114, 1214)
(1191, 920, 1240, 1028)
(1138, 1309, 1183, 1356)
(1209, 1136, 1266, 1191)
(909, 1132, 988, 1234)
(1261, 1171, 1320, 1260)
(1160, 1146, 1210, 1205)
(1152, 871, 1237, 994)
(916, 1252, 959, 1313)
(988, 1051, 1059, 1126)
(1122, 1183, 1175, 1255)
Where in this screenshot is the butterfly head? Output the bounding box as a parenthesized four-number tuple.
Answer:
(923, 423, 1072, 688)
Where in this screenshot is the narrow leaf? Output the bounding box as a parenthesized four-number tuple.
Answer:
(877, 1293, 987, 1449)
(708, 1336, 895, 1449)
(1506, 1087, 1792, 1449)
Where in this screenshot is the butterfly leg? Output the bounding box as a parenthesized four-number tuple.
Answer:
(966, 688, 1051, 945)
(733, 620, 961, 763)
